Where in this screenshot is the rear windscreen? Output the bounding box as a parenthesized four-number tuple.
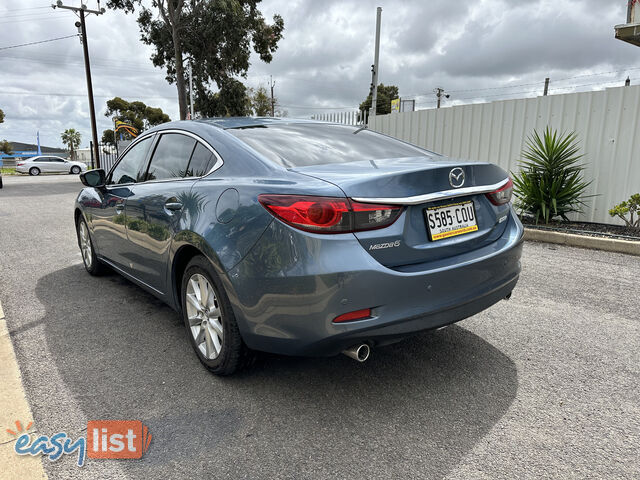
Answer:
(227, 124, 429, 168)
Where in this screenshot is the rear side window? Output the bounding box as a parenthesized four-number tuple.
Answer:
(146, 133, 196, 181)
(185, 142, 215, 177)
(109, 136, 153, 185)
(227, 124, 428, 168)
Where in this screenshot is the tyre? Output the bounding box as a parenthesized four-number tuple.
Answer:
(76, 216, 108, 275)
(29, 167, 40, 176)
(0, 176, 3, 189)
(181, 255, 251, 375)
(71, 166, 81, 174)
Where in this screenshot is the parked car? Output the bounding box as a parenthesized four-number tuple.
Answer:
(74, 118, 524, 375)
(16, 155, 86, 175)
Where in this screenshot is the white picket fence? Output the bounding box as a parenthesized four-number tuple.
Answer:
(368, 85, 640, 225)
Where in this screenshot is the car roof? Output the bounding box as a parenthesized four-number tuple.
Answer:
(195, 117, 326, 130)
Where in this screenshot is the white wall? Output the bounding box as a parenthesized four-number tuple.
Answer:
(369, 85, 640, 225)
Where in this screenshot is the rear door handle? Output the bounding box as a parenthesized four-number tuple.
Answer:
(165, 200, 183, 212)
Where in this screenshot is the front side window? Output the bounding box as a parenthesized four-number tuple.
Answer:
(109, 136, 153, 185)
(146, 133, 195, 181)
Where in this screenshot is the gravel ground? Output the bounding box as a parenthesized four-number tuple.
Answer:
(0, 174, 639, 479)
(521, 216, 640, 240)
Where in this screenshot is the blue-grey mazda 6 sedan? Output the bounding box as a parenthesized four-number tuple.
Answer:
(75, 118, 523, 375)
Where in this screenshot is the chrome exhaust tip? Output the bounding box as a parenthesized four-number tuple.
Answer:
(342, 343, 370, 362)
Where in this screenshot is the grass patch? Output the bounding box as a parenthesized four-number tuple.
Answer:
(0, 167, 18, 175)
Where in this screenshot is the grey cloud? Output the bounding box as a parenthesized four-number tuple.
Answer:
(1, 0, 638, 146)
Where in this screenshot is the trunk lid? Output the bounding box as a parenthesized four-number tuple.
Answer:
(293, 158, 511, 268)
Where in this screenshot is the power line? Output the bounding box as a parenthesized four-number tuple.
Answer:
(0, 15, 71, 26)
(414, 78, 632, 107)
(1, 11, 59, 19)
(1, 91, 178, 100)
(403, 66, 640, 100)
(0, 34, 79, 51)
(0, 5, 51, 12)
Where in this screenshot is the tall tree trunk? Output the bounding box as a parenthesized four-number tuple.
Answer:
(172, 25, 188, 120)
(164, 0, 187, 120)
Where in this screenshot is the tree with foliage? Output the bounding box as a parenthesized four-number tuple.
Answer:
(106, 0, 284, 120)
(195, 78, 252, 117)
(102, 129, 115, 145)
(512, 128, 593, 224)
(61, 129, 82, 161)
(360, 84, 399, 115)
(103, 97, 170, 143)
(0, 108, 10, 156)
(0, 140, 12, 155)
(251, 85, 272, 116)
(105, 97, 170, 132)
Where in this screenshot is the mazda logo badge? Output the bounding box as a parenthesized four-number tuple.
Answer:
(449, 168, 465, 188)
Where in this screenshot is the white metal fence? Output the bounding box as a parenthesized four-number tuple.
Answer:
(368, 85, 640, 225)
(311, 111, 367, 125)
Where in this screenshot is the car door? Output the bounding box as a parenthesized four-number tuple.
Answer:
(86, 135, 154, 271)
(33, 157, 50, 172)
(51, 157, 68, 173)
(122, 132, 206, 292)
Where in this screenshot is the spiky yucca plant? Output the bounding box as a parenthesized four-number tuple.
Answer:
(512, 128, 592, 224)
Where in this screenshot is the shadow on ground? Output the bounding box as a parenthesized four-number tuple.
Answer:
(33, 264, 518, 479)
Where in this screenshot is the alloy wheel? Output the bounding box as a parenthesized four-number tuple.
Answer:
(78, 221, 92, 269)
(185, 273, 223, 360)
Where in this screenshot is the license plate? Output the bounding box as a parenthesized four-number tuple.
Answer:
(425, 201, 478, 241)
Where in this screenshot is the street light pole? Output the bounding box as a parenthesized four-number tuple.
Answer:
(188, 61, 194, 119)
(52, 1, 104, 168)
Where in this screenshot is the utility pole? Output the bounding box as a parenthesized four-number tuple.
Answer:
(52, 1, 104, 168)
(434, 87, 449, 108)
(188, 61, 194, 119)
(543, 77, 550, 96)
(370, 7, 382, 116)
(270, 75, 276, 117)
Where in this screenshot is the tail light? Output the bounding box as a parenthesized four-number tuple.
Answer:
(16, 162, 24, 166)
(485, 178, 513, 206)
(258, 194, 402, 233)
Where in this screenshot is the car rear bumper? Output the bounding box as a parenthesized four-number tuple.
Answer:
(226, 209, 524, 357)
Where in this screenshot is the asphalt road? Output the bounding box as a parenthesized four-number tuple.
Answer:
(0, 174, 639, 479)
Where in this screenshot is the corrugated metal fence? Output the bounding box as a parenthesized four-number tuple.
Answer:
(369, 85, 640, 224)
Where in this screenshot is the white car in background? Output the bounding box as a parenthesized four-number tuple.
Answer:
(15, 156, 87, 176)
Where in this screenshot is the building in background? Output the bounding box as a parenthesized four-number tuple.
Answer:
(615, 0, 640, 46)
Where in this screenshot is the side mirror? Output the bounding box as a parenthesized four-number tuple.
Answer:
(80, 169, 106, 188)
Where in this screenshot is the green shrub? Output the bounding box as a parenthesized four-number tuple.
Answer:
(512, 127, 593, 224)
(609, 194, 640, 229)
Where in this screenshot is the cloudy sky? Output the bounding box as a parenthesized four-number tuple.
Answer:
(0, 0, 636, 148)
